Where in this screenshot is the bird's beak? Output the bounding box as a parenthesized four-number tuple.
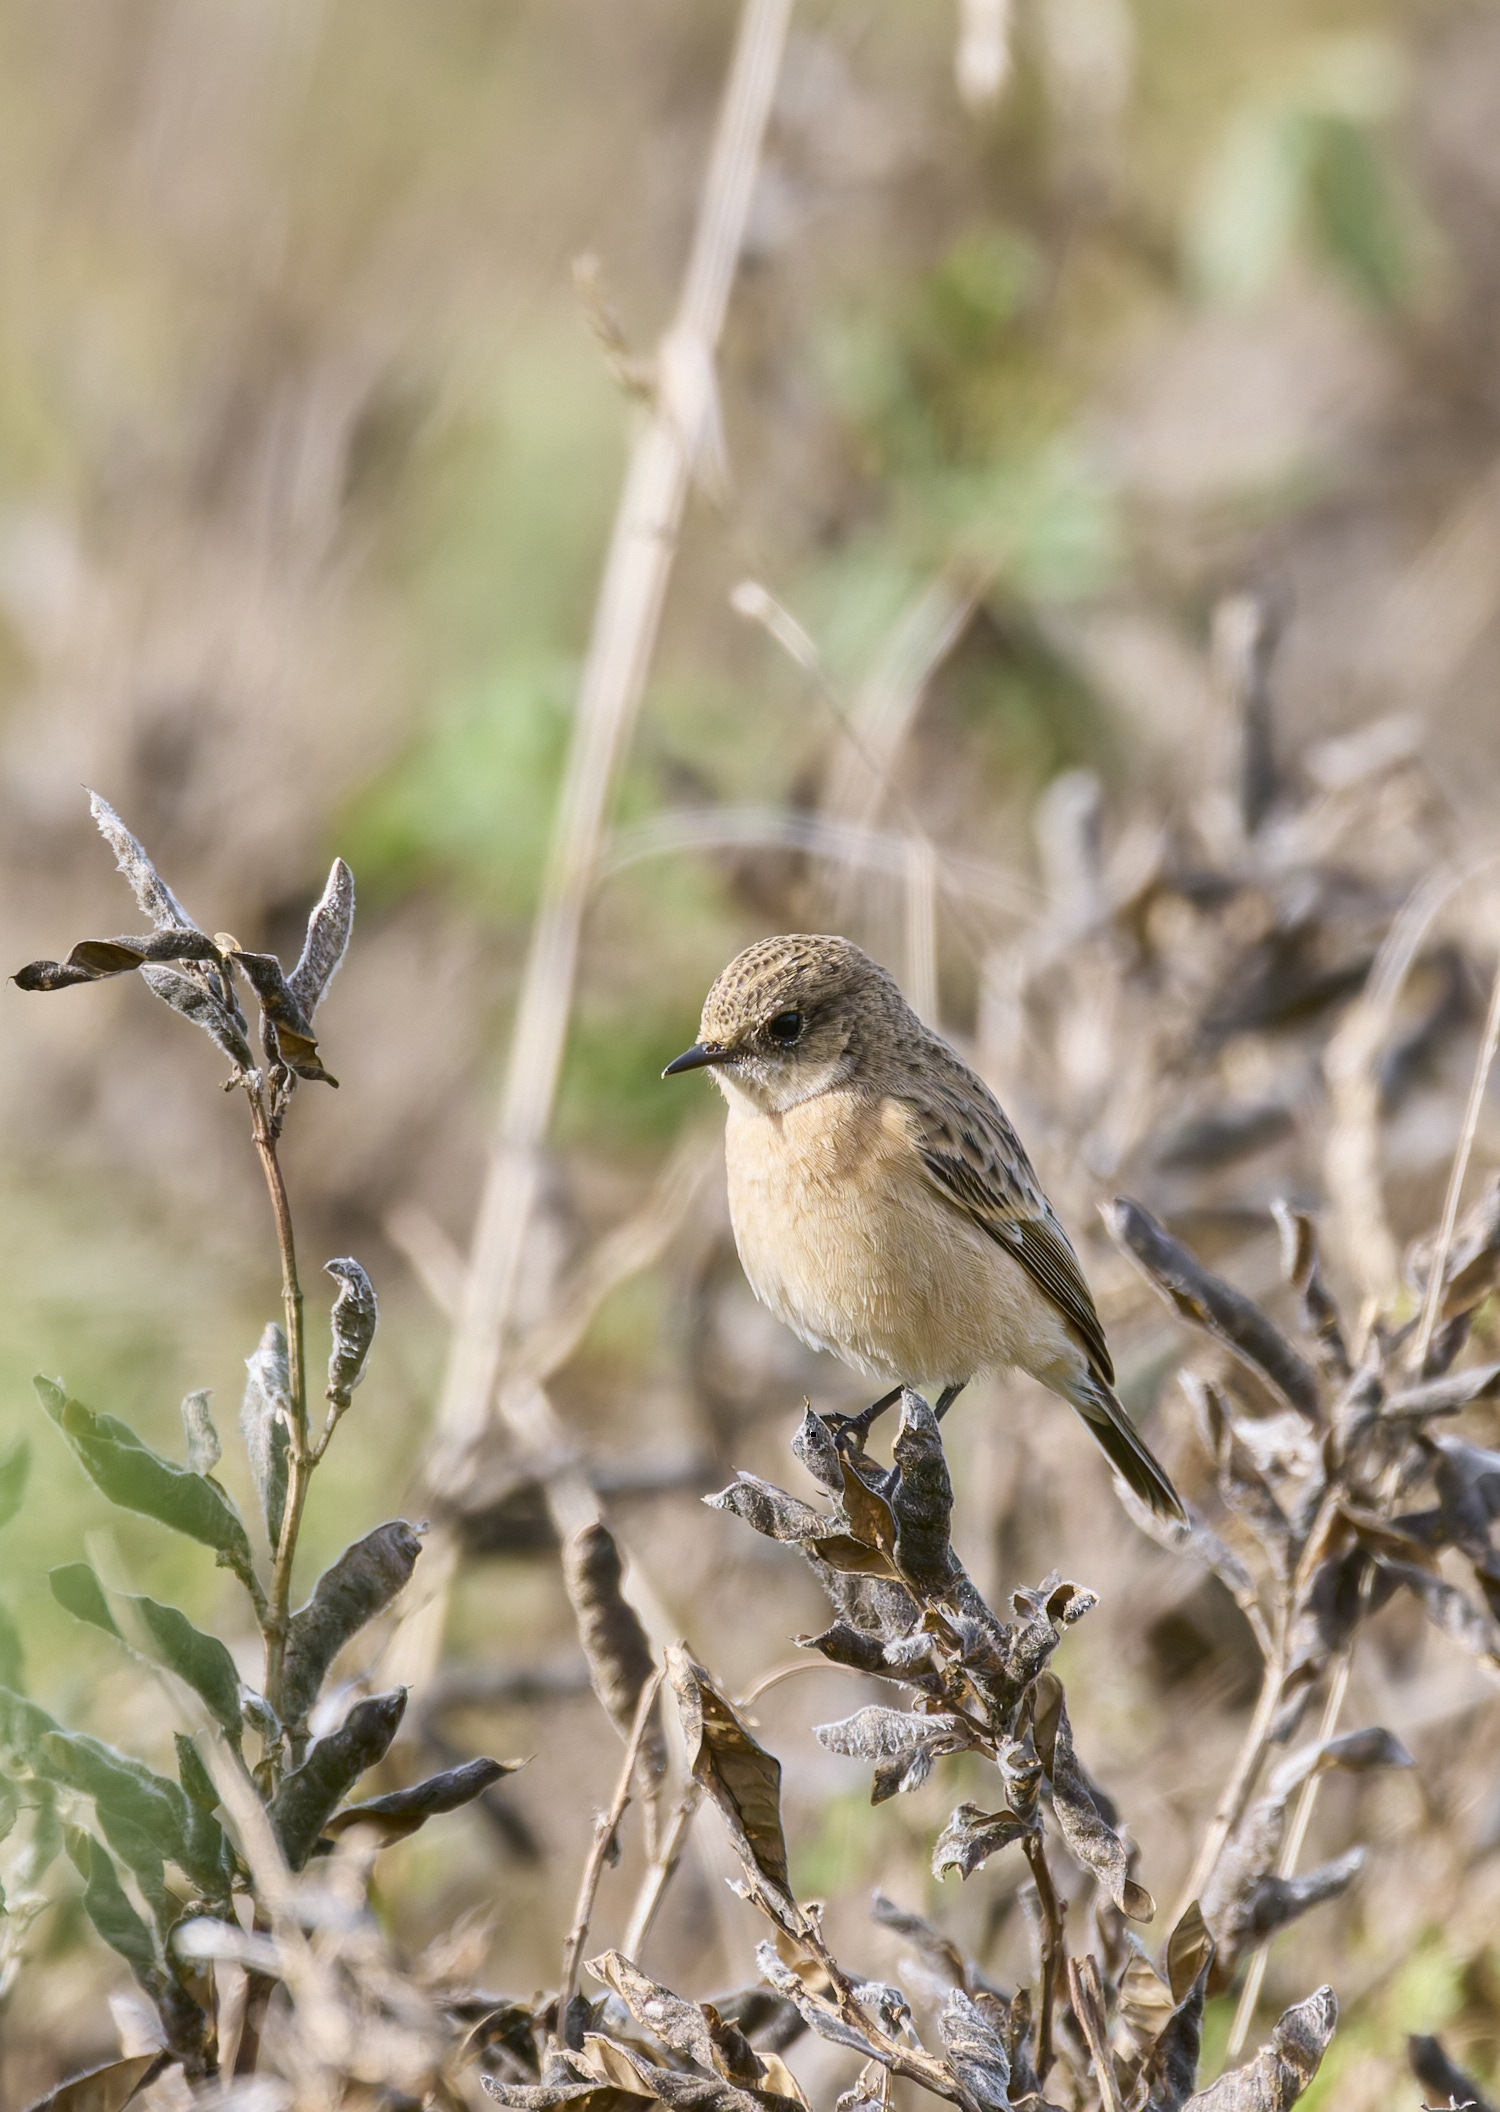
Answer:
(662, 1041, 730, 1078)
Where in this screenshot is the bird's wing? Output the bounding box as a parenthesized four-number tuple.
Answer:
(902, 1081, 1115, 1387)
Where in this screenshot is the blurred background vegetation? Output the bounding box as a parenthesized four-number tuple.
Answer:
(4, 0, 1500, 2102)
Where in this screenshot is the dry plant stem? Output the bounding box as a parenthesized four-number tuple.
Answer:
(1068, 1956, 1124, 2112)
(1024, 1831, 1066, 2082)
(1413, 952, 1500, 1370)
(556, 1668, 666, 2034)
(1174, 1635, 1287, 1923)
(250, 1085, 311, 1717)
(798, 1922, 979, 2112)
(1224, 1650, 1354, 2064)
(433, 0, 794, 1472)
(620, 1781, 702, 1962)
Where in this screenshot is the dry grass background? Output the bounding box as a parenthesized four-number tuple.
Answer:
(4, 0, 1500, 2104)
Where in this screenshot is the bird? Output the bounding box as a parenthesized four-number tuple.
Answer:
(663, 932, 1183, 1520)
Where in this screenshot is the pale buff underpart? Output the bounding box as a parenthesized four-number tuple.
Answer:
(720, 1074, 1083, 1394)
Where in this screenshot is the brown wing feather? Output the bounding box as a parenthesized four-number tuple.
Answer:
(902, 1078, 1115, 1387)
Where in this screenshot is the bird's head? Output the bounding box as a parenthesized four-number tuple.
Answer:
(663, 933, 909, 1114)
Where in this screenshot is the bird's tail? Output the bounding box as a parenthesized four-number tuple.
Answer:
(1062, 1369, 1185, 1522)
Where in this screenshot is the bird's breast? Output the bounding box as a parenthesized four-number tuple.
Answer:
(721, 1087, 1061, 1387)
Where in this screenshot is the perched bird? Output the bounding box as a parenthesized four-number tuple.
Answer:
(664, 932, 1183, 1519)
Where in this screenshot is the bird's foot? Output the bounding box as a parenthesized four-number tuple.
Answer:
(827, 1386, 903, 1457)
(934, 1380, 967, 1422)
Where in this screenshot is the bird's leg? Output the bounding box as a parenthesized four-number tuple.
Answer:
(934, 1381, 967, 1422)
(828, 1386, 904, 1455)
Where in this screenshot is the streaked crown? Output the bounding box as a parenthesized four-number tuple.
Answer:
(699, 933, 903, 1047)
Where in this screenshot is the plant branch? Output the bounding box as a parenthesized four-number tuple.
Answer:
(555, 1666, 666, 2037)
(1024, 1831, 1066, 2082)
(249, 1081, 311, 1721)
(619, 1781, 702, 1963)
(1173, 1626, 1286, 1924)
(1413, 952, 1500, 1370)
(1224, 1648, 1353, 2063)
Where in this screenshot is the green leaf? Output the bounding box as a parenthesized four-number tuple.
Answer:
(50, 1563, 121, 1637)
(173, 1734, 220, 1815)
(66, 1831, 160, 1989)
(269, 1688, 408, 1870)
(47, 1564, 242, 1768)
(0, 1438, 30, 1531)
(129, 1598, 242, 1736)
(35, 1379, 257, 1588)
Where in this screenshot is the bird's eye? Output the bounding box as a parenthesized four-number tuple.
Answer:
(765, 1010, 803, 1045)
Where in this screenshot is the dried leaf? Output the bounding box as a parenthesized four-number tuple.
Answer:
(1152, 1104, 1294, 1172)
(1104, 1200, 1321, 1422)
(838, 1456, 899, 1564)
(669, 1648, 796, 1927)
(891, 1393, 958, 1588)
(1408, 2033, 1496, 2112)
(1033, 1675, 1153, 1920)
(324, 1756, 520, 1842)
(240, 1323, 291, 1554)
(324, 1259, 378, 1406)
(792, 1409, 844, 1493)
(577, 2040, 777, 2112)
(1270, 1204, 1349, 1382)
(805, 1534, 903, 1581)
(706, 1474, 834, 1544)
(88, 793, 197, 933)
(179, 1392, 220, 1478)
(1133, 1941, 1213, 2112)
(1380, 1558, 1500, 1668)
(794, 1624, 895, 1676)
(21, 2050, 166, 2112)
(755, 1945, 879, 2058)
(1166, 1902, 1214, 2004)
(586, 1950, 724, 2073)
(1182, 1986, 1336, 2109)
(941, 1986, 1011, 2111)
(35, 1379, 255, 1589)
(226, 946, 337, 1085)
(932, 1804, 1033, 1886)
(280, 1519, 424, 1728)
(562, 1523, 666, 1799)
(1265, 1726, 1413, 1799)
(484, 2083, 641, 2112)
(14, 928, 222, 991)
(815, 1706, 969, 1762)
(269, 1687, 408, 1869)
(1384, 1366, 1500, 1419)
(289, 858, 355, 1018)
(870, 1891, 967, 1985)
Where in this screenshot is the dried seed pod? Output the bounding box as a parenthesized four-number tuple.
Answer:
(179, 1392, 220, 1478)
(239, 1324, 291, 1553)
(279, 1520, 424, 1728)
(324, 1258, 378, 1406)
(88, 792, 198, 932)
(289, 858, 355, 1019)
